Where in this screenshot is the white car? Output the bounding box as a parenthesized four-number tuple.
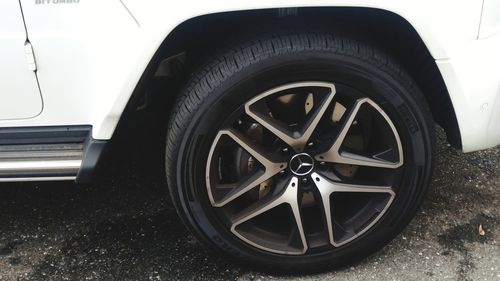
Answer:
(1, 0, 499, 271)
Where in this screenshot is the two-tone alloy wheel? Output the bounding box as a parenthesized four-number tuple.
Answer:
(166, 32, 434, 270)
(206, 81, 402, 254)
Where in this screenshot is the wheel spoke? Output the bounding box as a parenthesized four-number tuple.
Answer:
(311, 172, 395, 246)
(315, 98, 403, 169)
(231, 177, 308, 254)
(334, 151, 401, 169)
(245, 82, 336, 152)
(206, 129, 287, 207)
(311, 173, 336, 247)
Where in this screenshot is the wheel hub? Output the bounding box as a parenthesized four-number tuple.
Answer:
(289, 153, 315, 176)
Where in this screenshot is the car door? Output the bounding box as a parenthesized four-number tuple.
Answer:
(0, 1, 42, 120)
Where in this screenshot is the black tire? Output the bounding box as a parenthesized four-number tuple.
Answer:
(166, 31, 435, 271)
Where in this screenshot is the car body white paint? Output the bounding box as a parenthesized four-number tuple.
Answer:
(0, 1, 43, 120)
(0, 0, 499, 152)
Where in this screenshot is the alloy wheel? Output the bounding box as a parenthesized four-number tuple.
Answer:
(205, 81, 404, 255)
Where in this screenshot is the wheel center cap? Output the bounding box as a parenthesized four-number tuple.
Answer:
(289, 153, 315, 176)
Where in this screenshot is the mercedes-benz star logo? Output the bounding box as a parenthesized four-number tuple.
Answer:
(289, 153, 315, 176)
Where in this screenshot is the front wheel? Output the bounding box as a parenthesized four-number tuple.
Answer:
(166, 32, 435, 271)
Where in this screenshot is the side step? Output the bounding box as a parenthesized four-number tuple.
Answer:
(0, 126, 106, 182)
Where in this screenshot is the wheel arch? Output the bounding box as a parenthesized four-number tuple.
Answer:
(116, 6, 462, 149)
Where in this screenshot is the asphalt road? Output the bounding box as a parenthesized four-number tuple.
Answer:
(0, 124, 499, 281)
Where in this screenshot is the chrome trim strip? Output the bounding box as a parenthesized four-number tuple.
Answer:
(0, 176, 76, 182)
(0, 160, 81, 173)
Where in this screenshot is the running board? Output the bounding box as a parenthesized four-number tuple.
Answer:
(0, 126, 106, 183)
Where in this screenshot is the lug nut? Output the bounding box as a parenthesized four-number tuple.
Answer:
(279, 170, 286, 175)
(302, 178, 308, 184)
(307, 142, 314, 147)
(282, 147, 289, 153)
(320, 161, 326, 166)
